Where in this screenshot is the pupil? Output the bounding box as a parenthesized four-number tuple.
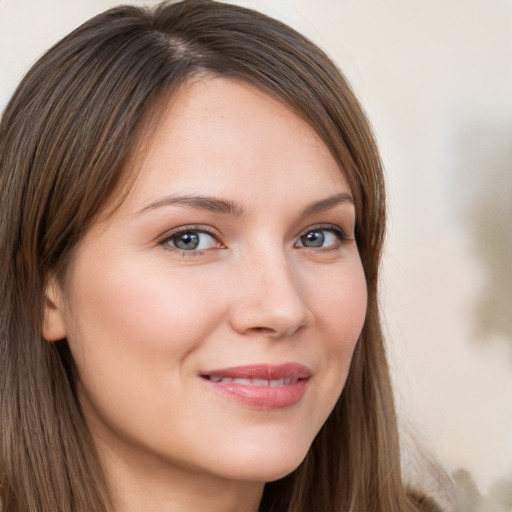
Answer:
(303, 230, 324, 247)
(175, 232, 199, 250)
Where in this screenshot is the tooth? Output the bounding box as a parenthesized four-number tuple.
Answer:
(232, 378, 252, 385)
(208, 376, 296, 386)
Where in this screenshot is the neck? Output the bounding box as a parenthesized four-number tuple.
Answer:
(98, 436, 264, 512)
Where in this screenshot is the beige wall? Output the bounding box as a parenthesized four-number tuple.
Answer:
(1, 0, 511, 509)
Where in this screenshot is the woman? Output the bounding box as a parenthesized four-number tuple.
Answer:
(0, 1, 452, 511)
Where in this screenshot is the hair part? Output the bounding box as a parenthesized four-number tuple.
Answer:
(1, 1, 444, 511)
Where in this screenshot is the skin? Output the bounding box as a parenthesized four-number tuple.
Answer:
(44, 76, 368, 512)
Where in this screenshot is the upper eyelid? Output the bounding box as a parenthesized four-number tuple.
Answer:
(297, 223, 352, 239)
(158, 225, 221, 243)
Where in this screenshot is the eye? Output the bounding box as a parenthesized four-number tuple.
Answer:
(162, 229, 220, 252)
(295, 227, 347, 249)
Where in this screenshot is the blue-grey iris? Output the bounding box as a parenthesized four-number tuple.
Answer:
(301, 230, 324, 248)
(175, 232, 200, 250)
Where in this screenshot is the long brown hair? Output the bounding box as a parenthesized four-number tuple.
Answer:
(0, 1, 443, 511)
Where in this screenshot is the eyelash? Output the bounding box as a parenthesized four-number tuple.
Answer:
(158, 224, 352, 256)
(296, 225, 352, 250)
(159, 225, 222, 257)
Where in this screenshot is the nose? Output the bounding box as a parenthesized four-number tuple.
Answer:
(229, 250, 313, 338)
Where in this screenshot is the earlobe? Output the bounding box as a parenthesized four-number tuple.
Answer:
(42, 276, 67, 342)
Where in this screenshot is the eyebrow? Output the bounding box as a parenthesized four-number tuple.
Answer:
(301, 192, 354, 216)
(136, 192, 354, 217)
(136, 195, 245, 216)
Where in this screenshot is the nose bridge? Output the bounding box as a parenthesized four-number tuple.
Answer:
(230, 241, 311, 337)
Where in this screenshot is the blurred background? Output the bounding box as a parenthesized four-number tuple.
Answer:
(1, 0, 511, 510)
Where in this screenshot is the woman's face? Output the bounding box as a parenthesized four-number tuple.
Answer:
(47, 77, 367, 491)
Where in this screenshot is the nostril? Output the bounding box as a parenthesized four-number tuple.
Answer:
(249, 326, 276, 333)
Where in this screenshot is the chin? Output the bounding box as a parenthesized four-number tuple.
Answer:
(258, 459, 306, 483)
(211, 438, 311, 483)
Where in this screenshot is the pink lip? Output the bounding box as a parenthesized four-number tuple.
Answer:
(201, 363, 311, 410)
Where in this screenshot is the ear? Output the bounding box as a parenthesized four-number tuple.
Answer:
(42, 275, 67, 342)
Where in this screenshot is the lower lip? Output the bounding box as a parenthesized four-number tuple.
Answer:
(204, 379, 309, 409)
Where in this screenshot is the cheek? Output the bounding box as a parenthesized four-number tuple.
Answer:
(62, 255, 233, 447)
(63, 254, 230, 406)
(305, 258, 367, 412)
(69, 259, 221, 350)
(312, 258, 367, 348)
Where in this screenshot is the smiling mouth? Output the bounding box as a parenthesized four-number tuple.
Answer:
(204, 376, 300, 386)
(200, 363, 311, 409)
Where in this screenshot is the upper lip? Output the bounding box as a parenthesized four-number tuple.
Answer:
(201, 363, 311, 380)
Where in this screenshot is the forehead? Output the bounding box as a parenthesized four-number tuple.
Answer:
(117, 76, 349, 213)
